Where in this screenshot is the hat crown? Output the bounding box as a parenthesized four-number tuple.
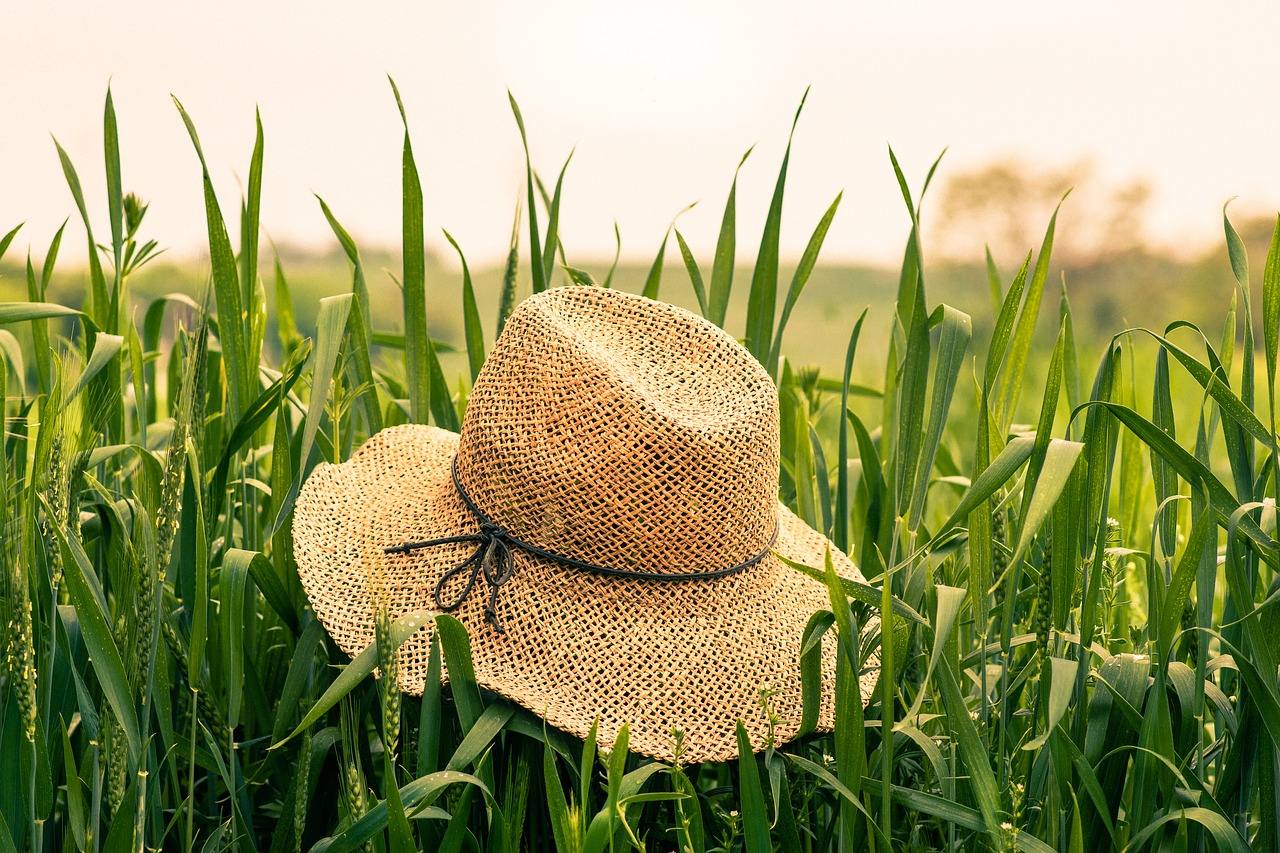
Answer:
(456, 287, 779, 575)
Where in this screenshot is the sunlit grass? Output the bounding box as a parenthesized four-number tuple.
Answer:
(0, 82, 1277, 852)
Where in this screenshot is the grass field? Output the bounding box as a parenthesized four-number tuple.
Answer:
(1, 87, 1278, 852)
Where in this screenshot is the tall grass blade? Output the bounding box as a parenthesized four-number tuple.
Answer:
(675, 230, 708, 317)
(735, 721, 771, 853)
(508, 92, 544, 294)
(316, 195, 382, 434)
(745, 89, 807, 362)
(390, 77, 431, 424)
(907, 305, 971, 531)
(642, 202, 696, 300)
(833, 310, 867, 553)
(173, 97, 250, 423)
(708, 148, 752, 327)
(444, 230, 486, 382)
(766, 191, 841, 374)
(995, 195, 1067, 427)
(497, 200, 521, 337)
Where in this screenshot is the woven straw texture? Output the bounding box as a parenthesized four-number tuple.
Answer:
(294, 286, 878, 762)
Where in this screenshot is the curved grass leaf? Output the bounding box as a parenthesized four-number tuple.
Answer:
(746, 89, 808, 363)
(273, 609, 433, 749)
(708, 147, 753, 326)
(41, 495, 141, 766)
(443, 230, 486, 382)
(735, 721, 771, 853)
(766, 190, 842, 373)
(173, 97, 249, 422)
(390, 77, 430, 424)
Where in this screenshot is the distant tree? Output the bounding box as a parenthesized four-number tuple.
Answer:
(932, 157, 1153, 267)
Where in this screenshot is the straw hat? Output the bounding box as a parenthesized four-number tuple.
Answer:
(294, 286, 878, 762)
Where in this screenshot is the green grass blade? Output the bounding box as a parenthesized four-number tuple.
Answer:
(241, 109, 264, 316)
(935, 646, 1001, 843)
(907, 305, 971, 532)
(173, 97, 249, 422)
(274, 610, 433, 749)
(745, 89, 807, 362)
(103, 86, 124, 322)
(42, 497, 142, 767)
(642, 202, 696, 300)
(497, 199, 521, 337)
(220, 548, 252, 729)
(735, 721, 771, 853)
(833, 310, 867, 553)
(1010, 439, 1084, 566)
(995, 195, 1067, 427)
(52, 138, 109, 329)
(64, 332, 122, 408)
(0, 303, 83, 325)
(0, 223, 20, 262)
(390, 77, 431, 424)
(316, 195, 383, 434)
(443, 230, 486, 382)
(1077, 400, 1275, 567)
(1263, 216, 1280, 495)
(674, 230, 708, 317)
(708, 147, 752, 327)
(539, 151, 574, 290)
(766, 190, 842, 373)
(508, 92, 545, 294)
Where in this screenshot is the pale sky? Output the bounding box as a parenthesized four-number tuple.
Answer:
(3, 2, 1279, 270)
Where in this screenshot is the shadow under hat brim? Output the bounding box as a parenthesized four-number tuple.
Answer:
(294, 424, 878, 763)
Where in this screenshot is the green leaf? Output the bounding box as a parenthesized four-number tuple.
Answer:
(497, 201, 522, 337)
(540, 151, 574, 290)
(935, 642, 1001, 843)
(316, 195, 382, 434)
(833, 309, 868, 552)
(64, 332, 123, 408)
(273, 293, 351, 535)
(1010, 439, 1083, 568)
(1126, 808, 1250, 853)
(641, 202, 696, 300)
(562, 265, 598, 287)
(0, 302, 83, 325)
(509, 92, 545, 294)
(995, 194, 1066, 426)
(436, 614, 485, 730)
(391, 76, 431, 424)
(444, 230, 486, 382)
(274, 610, 434, 749)
(0, 223, 20, 263)
(446, 702, 516, 771)
(211, 337, 311, 506)
(929, 436, 1036, 549)
(41, 495, 142, 767)
(675, 230, 707, 317)
(745, 89, 807, 362)
(735, 721, 771, 853)
(542, 745, 573, 853)
(708, 147, 752, 327)
(173, 97, 249, 422)
(766, 190, 842, 373)
(384, 754, 417, 853)
(52, 137, 109, 329)
(221, 548, 253, 728)
(318, 771, 491, 853)
(907, 305, 971, 531)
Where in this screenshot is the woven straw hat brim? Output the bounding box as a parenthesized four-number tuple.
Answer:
(295, 423, 878, 763)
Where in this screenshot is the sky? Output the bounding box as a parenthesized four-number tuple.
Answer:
(3, 2, 1280, 270)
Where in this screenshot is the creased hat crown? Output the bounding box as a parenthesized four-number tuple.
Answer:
(456, 287, 780, 576)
